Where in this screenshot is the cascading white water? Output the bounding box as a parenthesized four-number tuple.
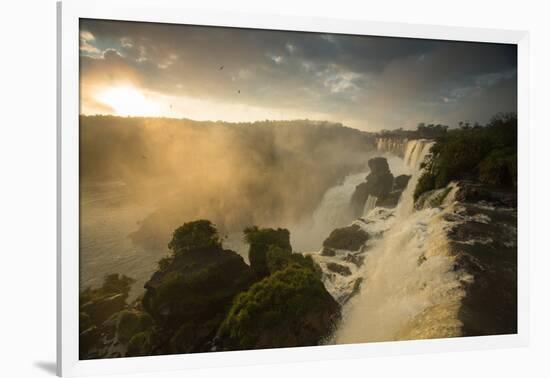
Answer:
(290, 171, 367, 252)
(363, 195, 378, 216)
(376, 138, 407, 157)
(328, 139, 469, 343)
(291, 154, 408, 252)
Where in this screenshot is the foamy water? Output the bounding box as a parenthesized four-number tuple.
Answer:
(315, 140, 470, 342)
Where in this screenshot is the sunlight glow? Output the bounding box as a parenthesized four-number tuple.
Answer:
(97, 86, 161, 116)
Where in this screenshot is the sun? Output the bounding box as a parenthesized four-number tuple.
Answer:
(97, 86, 161, 116)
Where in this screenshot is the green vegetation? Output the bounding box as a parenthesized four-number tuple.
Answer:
(322, 224, 368, 251)
(126, 331, 153, 357)
(115, 310, 154, 343)
(168, 220, 221, 255)
(80, 273, 135, 329)
(243, 226, 292, 277)
(265, 246, 319, 276)
(378, 123, 449, 140)
(414, 113, 517, 200)
(79, 274, 137, 358)
(218, 265, 338, 349)
(81, 221, 339, 358)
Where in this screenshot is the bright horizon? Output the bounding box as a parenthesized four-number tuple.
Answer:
(80, 19, 517, 131)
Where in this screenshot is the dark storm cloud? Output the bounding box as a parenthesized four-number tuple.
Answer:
(80, 18, 517, 130)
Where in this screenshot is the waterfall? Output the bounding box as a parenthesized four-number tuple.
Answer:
(291, 171, 368, 252)
(363, 195, 378, 216)
(376, 138, 407, 157)
(376, 138, 432, 170)
(330, 139, 469, 343)
(403, 139, 432, 170)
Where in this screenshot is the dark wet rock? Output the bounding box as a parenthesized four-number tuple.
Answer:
(446, 197, 517, 336)
(126, 331, 153, 357)
(417, 254, 427, 266)
(343, 253, 365, 267)
(455, 181, 517, 207)
(368, 156, 390, 174)
(244, 226, 292, 278)
(349, 182, 370, 215)
(350, 157, 401, 216)
(79, 326, 100, 359)
(323, 224, 368, 251)
(326, 262, 352, 276)
(320, 247, 336, 256)
(342, 277, 363, 304)
(364, 158, 394, 197)
(80, 312, 92, 333)
(376, 190, 403, 208)
(393, 174, 412, 191)
(80, 294, 126, 326)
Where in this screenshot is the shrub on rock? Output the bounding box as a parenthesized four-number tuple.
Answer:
(218, 265, 340, 350)
(142, 221, 254, 353)
(168, 220, 221, 255)
(243, 226, 291, 277)
(323, 224, 368, 251)
(126, 331, 153, 357)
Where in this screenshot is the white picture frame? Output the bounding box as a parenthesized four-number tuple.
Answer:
(57, 0, 530, 376)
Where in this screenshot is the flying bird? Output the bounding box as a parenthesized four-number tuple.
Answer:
(219, 65, 224, 70)
(238, 90, 241, 94)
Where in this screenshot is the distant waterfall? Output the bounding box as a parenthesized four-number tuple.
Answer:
(376, 138, 432, 171)
(403, 139, 432, 170)
(376, 138, 407, 157)
(332, 138, 468, 343)
(291, 171, 369, 252)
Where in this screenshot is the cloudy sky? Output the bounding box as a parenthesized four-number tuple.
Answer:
(79, 18, 517, 131)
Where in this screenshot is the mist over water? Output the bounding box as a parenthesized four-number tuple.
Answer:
(80, 182, 162, 299)
(80, 116, 469, 339)
(79, 116, 375, 295)
(289, 154, 410, 253)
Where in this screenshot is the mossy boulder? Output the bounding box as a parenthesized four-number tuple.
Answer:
(79, 274, 137, 359)
(79, 312, 92, 333)
(126, 331, 153, 357)
(142, 221, 254, 353)
(323, 224, 368, 251)
(265, 246, 321, 277)
(79, 326, 100, 359)
(168, 220, 221, 256)
(243, 226, 292, 278)
(80, 274, 135, 327)
(81, 294, 127, 327)
(114, 310, 154, 343)
(218, 265, 340, 350)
